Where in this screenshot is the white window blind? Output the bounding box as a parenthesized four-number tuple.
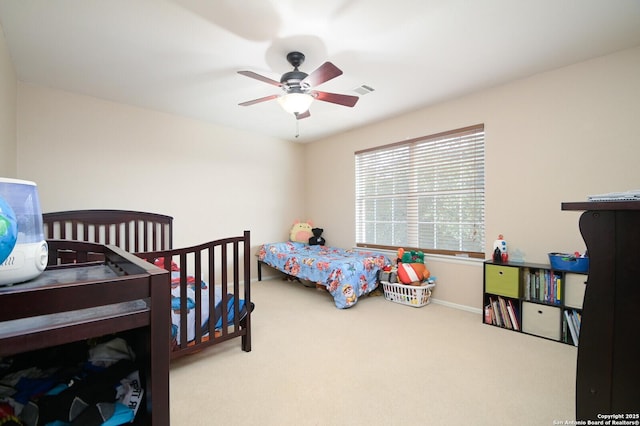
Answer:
(355, 124, 485, 257)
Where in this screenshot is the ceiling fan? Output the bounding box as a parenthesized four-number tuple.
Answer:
(237, 51, 359, 120)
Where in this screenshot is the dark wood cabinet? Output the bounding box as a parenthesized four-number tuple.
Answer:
(562, 201, 640, 420)
(0, 241, 171, 425)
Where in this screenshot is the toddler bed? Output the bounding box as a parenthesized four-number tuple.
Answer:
(257, 241, 391, 308)
(43, 209, 252, 360)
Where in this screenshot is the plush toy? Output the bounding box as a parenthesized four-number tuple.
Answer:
(308, 228, 326, 246)
(399, 249, 425, 264)
(290, 219, 314, 243)
(396, 248, 430, 286)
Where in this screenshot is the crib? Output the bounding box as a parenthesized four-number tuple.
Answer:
(43, 209, 252, 359)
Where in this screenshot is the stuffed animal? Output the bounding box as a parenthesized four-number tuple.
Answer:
(399, 249, 425, 264)
(308, 228, 326, 246)
(290, 220, 314, 243)
(396, 248, 430, 286)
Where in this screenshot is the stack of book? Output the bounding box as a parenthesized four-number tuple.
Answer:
(523, 267, 562, 305)
(485, 296, 520, 331)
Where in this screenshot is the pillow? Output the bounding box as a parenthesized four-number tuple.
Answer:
(289, 219, 314, 243)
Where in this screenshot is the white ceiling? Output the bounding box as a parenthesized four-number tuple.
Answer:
(1, 1, 640, 143)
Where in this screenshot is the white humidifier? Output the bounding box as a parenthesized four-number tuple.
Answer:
(0, 178, 48, 286)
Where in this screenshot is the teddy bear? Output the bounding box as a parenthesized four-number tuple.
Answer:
(396, 248, 430, 286)
(308, 227, 326, 246)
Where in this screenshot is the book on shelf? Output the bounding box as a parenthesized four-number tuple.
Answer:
(506, 299, 520, 331)
(545, 270, 550, 302)
(571, 309, 581, 336)
(526, 268, 563, 305)
(556, 274, 562, 304)
(490, 297, 502, 327)
(499, 297, 513, 329)
(484, 304, 492, 323)
(564, 310, 579, 346)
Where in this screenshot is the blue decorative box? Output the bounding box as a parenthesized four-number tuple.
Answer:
(548, 253, 589, 273)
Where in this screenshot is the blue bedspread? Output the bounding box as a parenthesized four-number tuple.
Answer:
(258, 242, 391, 308)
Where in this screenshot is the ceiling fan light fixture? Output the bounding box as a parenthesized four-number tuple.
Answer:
(278, 92, 314, 115)
(239, 51, 356, 117)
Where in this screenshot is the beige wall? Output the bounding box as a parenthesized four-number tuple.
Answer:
(305, 46, 640, 310)
(16, 84, 305, 276)
(11, 46, 640, 310)
(0, 21, 17, 177)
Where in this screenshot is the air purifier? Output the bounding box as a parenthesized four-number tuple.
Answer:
(0, 178, 48, 286)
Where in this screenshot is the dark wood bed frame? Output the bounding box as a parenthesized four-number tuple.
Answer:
(42, 209, 252, 359)
(136, 235, 252, 359)
(43, 209, 173, 252)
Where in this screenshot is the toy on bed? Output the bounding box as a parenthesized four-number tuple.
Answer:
(308, 228, 326, 292)
(290, 219, 314, 243)
(308, 227, 326, 246)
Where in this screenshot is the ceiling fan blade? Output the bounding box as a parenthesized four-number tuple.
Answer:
(237, 70, 282, 87)
(303, 62, 343, 87)
(295, 110, 311, 120)
(313, 91, 359, 107)
(238, 94, 279, 106)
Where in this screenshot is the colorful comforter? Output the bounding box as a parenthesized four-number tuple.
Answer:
(258, 242, 391, 309)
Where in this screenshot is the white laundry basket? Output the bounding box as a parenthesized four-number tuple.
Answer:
(381, 281, 436, 307)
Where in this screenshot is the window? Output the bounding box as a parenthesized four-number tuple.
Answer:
(355, 124, 485, 258)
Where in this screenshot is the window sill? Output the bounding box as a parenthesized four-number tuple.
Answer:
(358, 247, 485, 266)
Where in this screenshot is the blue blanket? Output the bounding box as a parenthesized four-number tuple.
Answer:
(258, 242, 391, 308)
(169, 271, 248, 342)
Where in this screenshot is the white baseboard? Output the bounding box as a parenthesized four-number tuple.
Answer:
(430, 298, 482, 315)
(254, 275, 483, 315)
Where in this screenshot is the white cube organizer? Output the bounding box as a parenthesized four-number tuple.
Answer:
(381, 281, 436, 307)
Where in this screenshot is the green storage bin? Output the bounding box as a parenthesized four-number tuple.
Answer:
(485, 264, 520, 298)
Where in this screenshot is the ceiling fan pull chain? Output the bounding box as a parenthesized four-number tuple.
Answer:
(295, 116, 300, 138)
